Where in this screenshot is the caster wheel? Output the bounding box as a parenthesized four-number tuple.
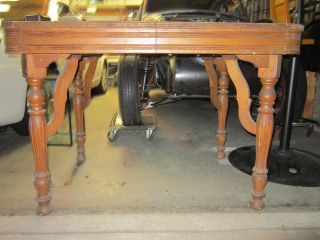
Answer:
(107, 129, 119, 142)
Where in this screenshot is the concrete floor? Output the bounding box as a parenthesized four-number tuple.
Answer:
(0, 88, 320, 239)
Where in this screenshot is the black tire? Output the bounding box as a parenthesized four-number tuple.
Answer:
(118, 55, 142, 126)
(12, 104, 29, 136)
(95, 61, 108, 94)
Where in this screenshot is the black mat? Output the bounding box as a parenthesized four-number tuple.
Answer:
(229, 146, 320, 187)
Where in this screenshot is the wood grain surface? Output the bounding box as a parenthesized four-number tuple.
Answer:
(5, 21, 303, 55)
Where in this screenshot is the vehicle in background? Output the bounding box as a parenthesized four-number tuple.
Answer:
(0, 28, 29, 136)
(55, 2, 120, 93)
(91, 56, 109, 94)
(118, 0, 248, 126)
(118, 0, 307, 127)
(56, 14, 109, 94)
(0, 30, 108, 137)
(0, 4, 111, 136)
(55, 54, 109, 95)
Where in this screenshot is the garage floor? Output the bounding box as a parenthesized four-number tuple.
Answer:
(0, 88, 320, 239)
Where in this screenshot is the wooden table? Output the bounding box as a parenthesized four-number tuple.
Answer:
(4, 21, 303, 216)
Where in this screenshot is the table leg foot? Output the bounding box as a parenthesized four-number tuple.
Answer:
(249, 199, 265, 211)
(249, 170, 267, 210)
(35, 174, 52, 216)
(34, 171, 52, 216)
(76, 135, 86, 166)
(76, 151, 86, 166)
(36, 200, 53, 216)
(216, 131, 227, 159)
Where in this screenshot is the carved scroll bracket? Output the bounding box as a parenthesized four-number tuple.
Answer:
(46, 55, 81, 137)
(236, 55, 282, 79)
(204, 57, 219, 109)
(23, 54, 70, 79)
(223, 55, 256, 134)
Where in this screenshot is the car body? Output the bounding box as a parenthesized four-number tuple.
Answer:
(118, 0, 307, 127)
(57, 15, 109, 94)
(0, 14, 109, 136)
(118, 0, 249, 126)
(0, 28, 28, 135)
(55, 54, 108, 94)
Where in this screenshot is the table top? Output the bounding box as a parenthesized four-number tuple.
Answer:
(4, 21, 303, 55)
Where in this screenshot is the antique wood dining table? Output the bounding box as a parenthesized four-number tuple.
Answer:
(4, 20, 303, 215)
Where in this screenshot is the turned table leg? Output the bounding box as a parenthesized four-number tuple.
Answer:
(250, 77, 278, 210)
(73, 60, 86, 166)
(215, 58, 229, 159)
(249, 55, 282, 210)
(23, 53, 64, 216)
(24, 54, 78, 215)
(27, 73, 52, 216)
(225, 54, 282, 210)
(73, 57, 98, 165)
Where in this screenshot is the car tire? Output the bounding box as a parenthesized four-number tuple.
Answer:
(95, 61, 108, 94)
(12, 104, 29, 136)
(118, 55, 142, 126)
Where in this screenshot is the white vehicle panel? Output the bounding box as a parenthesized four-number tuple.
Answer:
(0, 31, 27, 126)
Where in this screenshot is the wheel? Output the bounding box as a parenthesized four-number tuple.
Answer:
(146, 129, 155, 141)
(95, 61, 108, 94)
(12, 104, 29, 136)
(107, 129, 119, 142)
(118, 55, 142, 126)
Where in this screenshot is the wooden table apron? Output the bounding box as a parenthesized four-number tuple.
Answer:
(4, 21, 303, 215)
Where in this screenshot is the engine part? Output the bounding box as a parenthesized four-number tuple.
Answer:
(173, 57, 211, 95)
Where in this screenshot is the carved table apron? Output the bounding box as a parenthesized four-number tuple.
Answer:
(4, 21, 303, 215)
